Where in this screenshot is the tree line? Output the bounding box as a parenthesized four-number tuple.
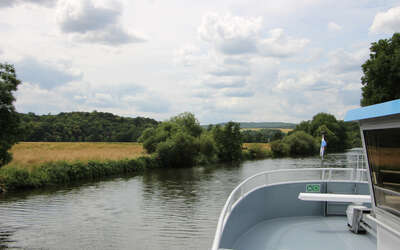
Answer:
(241, 129, 284, 143)
(18, 111, 158, 142)
(271, 113, 361, 157)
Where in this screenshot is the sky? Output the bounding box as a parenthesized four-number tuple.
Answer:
(1, 0, 400, 124)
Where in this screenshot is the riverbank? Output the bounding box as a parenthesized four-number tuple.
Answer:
(0, 156, 160, 192)
(0, 142, 272, 192)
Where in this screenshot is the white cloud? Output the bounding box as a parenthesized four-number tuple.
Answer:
(198, 12, 261, 44)
(16, 57, 83, 89)
(198, 12, 309, 58)
(121, 94, 170, 113)
(270, 46, 365, 120)
(325, 48, 368, 74)
(15, 82, 73, 114)
(257, 28, 310, 57)
(0, 0, 57, 8)
(202, 75, 246, 89)
(173, 45, 203, 67)
(57, 0, 146, 45)
(370, 6, 400, 34)
(328, 21, 342, 31)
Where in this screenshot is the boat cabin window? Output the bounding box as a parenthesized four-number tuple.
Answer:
(364, 127, 400, 216)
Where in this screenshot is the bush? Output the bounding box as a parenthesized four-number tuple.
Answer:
(140, 113, 243, 167)
(270, 140, 290, 157)
(0, 156, 162, 191)
(156, 132, 199, 168)
(271, 131, 317, 157)
(197, 133, 217, 163)
(213, 122, 242, 162)
(283, 131, 318, 156)
(246, 143, 272, 159)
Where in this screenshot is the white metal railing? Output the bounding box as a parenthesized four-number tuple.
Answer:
(211, 167, 368, 250)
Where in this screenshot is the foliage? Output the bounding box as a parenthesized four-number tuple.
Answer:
(294, 113, 347, 152)
(139, 122, 178, 153)
(361, 33, 400, 106)
(0, 63, 21, 167)
(283, 131, 318, 156)
(140, 113, 243, 167)
(270, 140, 290, 157)
(0, 156, 160, 191)
(241, 128, 284, 143)
(211, 122, 296, 129)
(271, 131, 317, 157)
(140, 113, 207, 167)
(196, 133, 217, 164)
(18, 111, 158, 142)
(212, 122, 242, 162)
(244, 143, 272, 160)
(170, 112, 203, 137)
(344, 122, 362, 148)
(156, 131, 199, 168)
(293, 121, 311, 134)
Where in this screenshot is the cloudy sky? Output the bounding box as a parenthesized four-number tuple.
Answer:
(1, 0, 400, 123)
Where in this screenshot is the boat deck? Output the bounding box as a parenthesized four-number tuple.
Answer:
(231, 216, 376, 250)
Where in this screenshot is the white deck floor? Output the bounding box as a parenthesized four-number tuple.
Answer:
(232, 216, 376, 250)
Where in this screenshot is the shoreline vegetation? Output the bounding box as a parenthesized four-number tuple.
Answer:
(0, 142, 270, 192)
(0, 112, 360, 193)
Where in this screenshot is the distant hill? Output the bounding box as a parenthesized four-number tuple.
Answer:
(18, 111, 159, 142)
(203, 122, 297, 129)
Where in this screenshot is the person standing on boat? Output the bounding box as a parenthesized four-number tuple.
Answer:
(320, 134, 327, 159)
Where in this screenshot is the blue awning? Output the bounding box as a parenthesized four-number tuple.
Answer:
(344, 99, 400, 122)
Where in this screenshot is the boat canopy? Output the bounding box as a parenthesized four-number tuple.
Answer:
(344, 99, 400, 122)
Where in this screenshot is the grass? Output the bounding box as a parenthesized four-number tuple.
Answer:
(242, 143, 272, 159)
(8, 142, 272, 169)
(240, 128, 293, 133)
(0, 142, 151, 191)
(243, 143, 271, 150)
(6, 142, 147, 169)
(0, 142, 271, 191)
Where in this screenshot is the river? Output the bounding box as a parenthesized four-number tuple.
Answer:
(0, 151, 362, 250)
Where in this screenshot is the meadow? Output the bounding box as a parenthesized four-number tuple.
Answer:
(240, 128, 293, 133)
(6, 142, 271, 170)
(6, 142, 147, 169)
(0, 142, 271, 191)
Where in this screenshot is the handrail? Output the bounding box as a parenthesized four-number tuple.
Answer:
(211, 167, 368, 250)
(365, 214, 400, 238)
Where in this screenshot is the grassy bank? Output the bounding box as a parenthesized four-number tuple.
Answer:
(7, 142, 147, 167)
(242, 143, 272, 160)
(0, 142, 151, 192)
(0, 142, 272, 192)
(0, 156, 160, 191)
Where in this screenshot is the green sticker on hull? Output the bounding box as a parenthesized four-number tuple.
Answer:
(306, 184, 321, 193)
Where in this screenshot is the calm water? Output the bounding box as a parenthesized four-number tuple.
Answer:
(0, 151, 361, 250)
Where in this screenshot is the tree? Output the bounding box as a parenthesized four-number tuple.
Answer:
(0, 63, 21, 167)
(308, 113, 346, 152)
(156, 131, 199, 168)
(212, 122, 242, 161)
(361, 33, 400, 106)
(270, 131, 317, 157)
